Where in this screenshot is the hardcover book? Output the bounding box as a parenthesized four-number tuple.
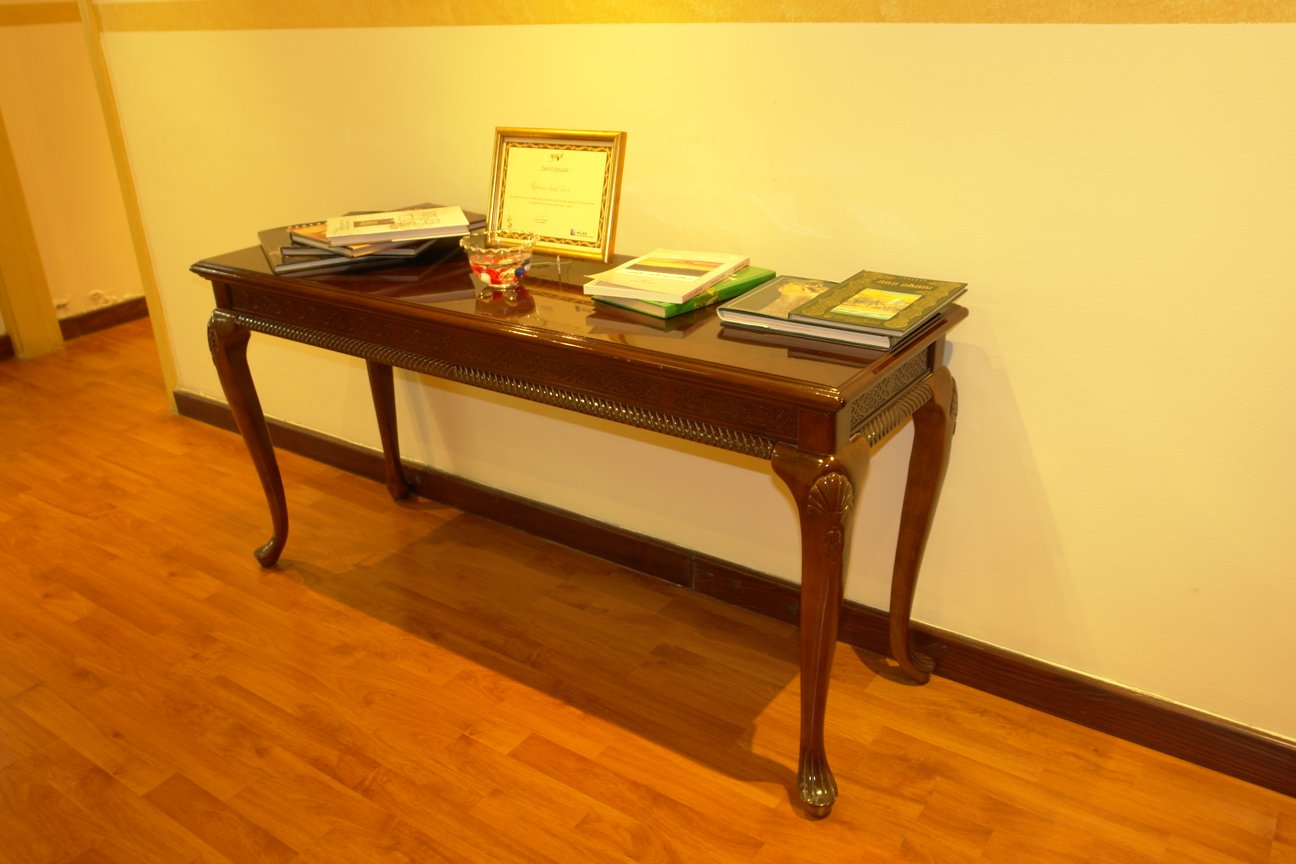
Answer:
(788, 269, 967, 336)
(716, 275, 836, 328)
(288, 221, 434, 258)
(717, 275, 919, 350)
(256, 226, 392, 276)
(293, 207, 487, 257)
(717, 325, 886, 367)
(582, 248, 750, 303)
(592, 265, 775, 318)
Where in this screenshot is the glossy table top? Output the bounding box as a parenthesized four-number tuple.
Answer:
(195, 241, 966, 414)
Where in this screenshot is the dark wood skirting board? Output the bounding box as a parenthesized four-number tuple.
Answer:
(60, 296, 150, 340)
(174, 388, 1296, 800)
(0, 298, 149, 363)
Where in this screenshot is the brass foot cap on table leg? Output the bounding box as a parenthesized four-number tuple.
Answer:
(253, 538, 283, 568)
(798, 767, 838, 819)
(803, 802, 833, 819)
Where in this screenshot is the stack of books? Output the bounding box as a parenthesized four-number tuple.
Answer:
(717, 269, 967, 350)
(583, 249, 773, 318)
(258, 204, 485, 276)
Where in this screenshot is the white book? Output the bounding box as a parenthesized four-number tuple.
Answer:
(583, 248, 749, 303)
(325, 205, 470, 245)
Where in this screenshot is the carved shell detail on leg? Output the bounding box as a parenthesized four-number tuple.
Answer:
(807, 472, 854, 553)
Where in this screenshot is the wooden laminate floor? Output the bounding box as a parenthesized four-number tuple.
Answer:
(2, 319, 1293, 863)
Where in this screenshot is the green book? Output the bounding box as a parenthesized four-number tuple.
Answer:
(593, 266, 776, 319)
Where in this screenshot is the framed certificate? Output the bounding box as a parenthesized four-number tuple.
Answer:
(487, 128, 626, 262)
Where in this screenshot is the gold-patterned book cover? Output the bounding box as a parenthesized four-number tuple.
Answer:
(789, 270, 966, 335)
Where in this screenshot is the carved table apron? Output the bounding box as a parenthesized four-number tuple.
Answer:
(192, 246, 966, 818)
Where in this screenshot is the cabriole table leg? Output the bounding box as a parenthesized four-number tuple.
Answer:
(773, 445, 865, 818)
(888, 367, 958, 684)
(208, 309, 288, 567)
(365, 360, 412, 500)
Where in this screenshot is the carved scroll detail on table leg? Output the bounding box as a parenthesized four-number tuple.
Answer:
(888, 369, 958, 684)
(773, 447, 865, 819)
(208, 309, 287, 567)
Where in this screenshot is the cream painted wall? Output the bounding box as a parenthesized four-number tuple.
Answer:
(0, 18, 142, 321)
(102, 23, 1296, 741)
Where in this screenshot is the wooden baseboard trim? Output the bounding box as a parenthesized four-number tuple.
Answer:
(174, 389, 1296, 799)
(1, 299, 147, 362)
(59, 296, 150, 340)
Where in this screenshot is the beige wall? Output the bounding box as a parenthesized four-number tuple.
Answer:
(0, 3, 142, 335)
(90, 5, 1296, 741)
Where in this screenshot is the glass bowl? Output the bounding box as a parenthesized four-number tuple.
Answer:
(460, 231, 535, 302)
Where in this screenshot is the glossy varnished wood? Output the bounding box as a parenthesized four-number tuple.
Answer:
(192, 243, 966, 815)
(2, 320, 1295, 862)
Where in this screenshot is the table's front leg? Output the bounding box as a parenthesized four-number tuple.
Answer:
(365, 360, 411, 500)
(208, 309, 287, 568)
(772, 445, 864, 819)
(888, 366, 958, 684)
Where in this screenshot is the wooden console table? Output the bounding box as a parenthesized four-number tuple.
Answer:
(191, 243, 966, 818)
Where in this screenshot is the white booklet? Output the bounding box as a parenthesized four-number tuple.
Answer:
(583, 248, 749, 303)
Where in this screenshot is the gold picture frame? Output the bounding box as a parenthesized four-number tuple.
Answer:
(487, 127, 626, 262)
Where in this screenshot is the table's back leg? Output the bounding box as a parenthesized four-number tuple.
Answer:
(365, 360, 411, 500)
(208, 310, 287, 568)
(773, 445, 864, 819)
(888, 367, 957, 684)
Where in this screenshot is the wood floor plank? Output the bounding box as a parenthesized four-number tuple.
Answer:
(143, 772, 298, 864)
(11, 683, 172, 796)
(508, 732, 767, 861)
(1271, 814, 1296, 863)
(2, 318, 1294, 863)
(0, 760, 100, 864)
(33, 741, 239, 864)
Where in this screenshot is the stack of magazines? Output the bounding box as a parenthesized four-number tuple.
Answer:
(258, 204, 485, 276)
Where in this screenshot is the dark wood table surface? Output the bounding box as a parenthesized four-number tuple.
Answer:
(191, 241, 967, 818)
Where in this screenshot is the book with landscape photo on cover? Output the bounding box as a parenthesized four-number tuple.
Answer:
(592, 265, 775, 318)
(788, 269, 967, 336)
(582, 249, 750, 303)
(716, 275, 836, 328)
(717, 274, 918, 350)
(325, 205, 471, 245)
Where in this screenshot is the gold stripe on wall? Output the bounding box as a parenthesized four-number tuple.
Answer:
(91, 0, 1296, 31)
(0, 3, 80, 27)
